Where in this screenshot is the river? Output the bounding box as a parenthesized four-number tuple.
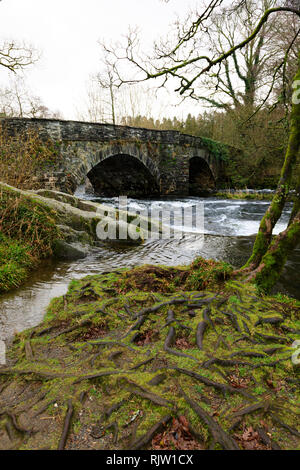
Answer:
(0, 192, 299, 341)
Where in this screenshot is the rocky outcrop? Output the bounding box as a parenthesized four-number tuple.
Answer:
(53, 240, 90, 260)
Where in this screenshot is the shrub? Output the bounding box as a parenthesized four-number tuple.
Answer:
(0, 127, 60, 190)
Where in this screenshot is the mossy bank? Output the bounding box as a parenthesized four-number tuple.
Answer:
(0, 262, 299, 450)
(0, 185, 60, 292)
(0, 182, 146, 293)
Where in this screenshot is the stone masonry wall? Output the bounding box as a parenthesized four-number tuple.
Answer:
(0, 117, 227, 195)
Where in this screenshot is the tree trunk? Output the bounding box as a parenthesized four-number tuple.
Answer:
(246, 208, 300, 292)
(241, 51, 300, 272)
(109, 82, 116, 125)
(289, 176, 300, 225)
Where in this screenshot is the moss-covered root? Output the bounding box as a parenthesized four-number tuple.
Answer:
(0, 270, 299, 450)
(242, 52, 300, 272)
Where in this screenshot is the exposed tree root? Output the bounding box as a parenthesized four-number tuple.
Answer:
(196, 303, 211, 351)
(104, 400, 127, 419)
(0, 369, 73, 380)
(173, 367, 253, 398)
(271, 415, 300, 438)
(180, 387, 240, 450)
(33, 399, 57, 418)
(24, 341, 34, 360)
(196, 317, 209, 350)
(257, 427, 281, 450)
(130, 357, 155, 370)
(58, 400, 74, 450)
(73, 370, 121, 384)
(130, 389, 173, 408)
(130, 415, 172, 450)
(0, 268, 299, 450)
(0, 411, 32, 435)
(163, 310, 199, 362)
(232, 402, 269, 417)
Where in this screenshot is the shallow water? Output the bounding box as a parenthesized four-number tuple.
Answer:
(0, 193, 299, 341)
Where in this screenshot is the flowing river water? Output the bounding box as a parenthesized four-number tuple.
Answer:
(0, 191, 299, 341)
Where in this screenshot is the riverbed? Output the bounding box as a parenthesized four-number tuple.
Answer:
(0, 194, 299, 341)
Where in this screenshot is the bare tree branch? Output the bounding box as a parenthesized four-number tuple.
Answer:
(0, 41, 38, 72)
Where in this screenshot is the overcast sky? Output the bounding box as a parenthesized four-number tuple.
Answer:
(0, 0, 201, 120)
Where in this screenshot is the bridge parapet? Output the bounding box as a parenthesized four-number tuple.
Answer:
(0, 117, 230, 196)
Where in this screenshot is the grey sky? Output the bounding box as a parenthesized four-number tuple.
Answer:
(0, 0, 199, 120)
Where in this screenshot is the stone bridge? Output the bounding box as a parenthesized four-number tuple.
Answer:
(1, 118, 230, 197)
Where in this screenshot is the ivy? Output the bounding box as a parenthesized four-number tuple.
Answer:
(201, 137, 229, 161)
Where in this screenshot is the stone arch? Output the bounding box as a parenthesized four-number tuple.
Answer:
(70, 142, 161, 197)
(189, 156, 216, 195)
(88, 143, 160, 181)
(84, 143, 160, 197)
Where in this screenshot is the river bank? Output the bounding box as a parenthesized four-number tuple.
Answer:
(0, 182, 147, 293)
(207, 189, 296, 201)
(0, 263, 299, 450)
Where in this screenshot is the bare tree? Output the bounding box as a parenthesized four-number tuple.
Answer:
(103, 0, 300, 292)
(200, 0, 300, 110)
(91, 47, 125, 124)
(0, 76, 62, 119)
(104, 2, 299, 97)
(77, 78, 106, 123)
(0, 0, 38, 72)
(80, 68, 166, 125)
(96, 67, 117, 124)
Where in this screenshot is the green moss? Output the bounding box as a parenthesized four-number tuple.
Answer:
(0, 187, 60, 292)
(243, 55, 300, 273)
(201, 137, 229, 161)
(0, 235, 34, 292)
(1, 262, 299, 450)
